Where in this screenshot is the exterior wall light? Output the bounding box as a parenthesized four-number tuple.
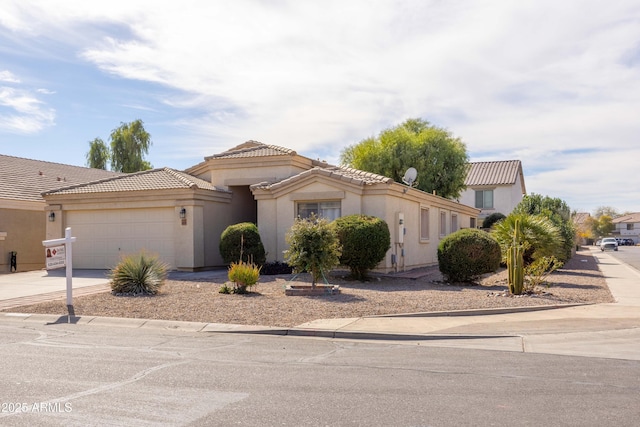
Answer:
(48, 212, 56, 222)
(179, 208, 186, 219)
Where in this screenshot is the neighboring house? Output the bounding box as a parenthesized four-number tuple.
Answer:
(458, 160, 526, 223)
(612, 213, 640, 244)
(0, 154, 121, 273)
(42, 141, 480, 273)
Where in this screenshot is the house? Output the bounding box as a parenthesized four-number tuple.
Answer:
(0, 154, 121, 272)
(611, 213, 640, 244)
(458, 160, 526, 224)
(40, 141, 480, 273)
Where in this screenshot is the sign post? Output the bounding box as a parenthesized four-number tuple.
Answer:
(43, 227, 76, 307)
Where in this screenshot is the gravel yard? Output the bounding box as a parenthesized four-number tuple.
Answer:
(4, 249, 613, 327)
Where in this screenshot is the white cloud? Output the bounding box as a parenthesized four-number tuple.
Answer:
(0, 70, 20, 83)
(2, 0, 640, 212)
(0, 86, 55, 133)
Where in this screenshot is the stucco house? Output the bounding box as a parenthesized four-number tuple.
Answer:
(458, 160, 526, 223)
(0, 154, 121, 273)
(612, 213, 640, 244)
(40, 141, 479, 273)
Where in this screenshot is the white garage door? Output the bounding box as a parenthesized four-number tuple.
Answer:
(67, 208, 176, 269)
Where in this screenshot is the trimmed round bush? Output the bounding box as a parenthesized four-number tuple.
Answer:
(437, 228, 501, 283)
(482, 212, 506, 229)
(333, 214, 391, 281)
(219, 222, 266, 265)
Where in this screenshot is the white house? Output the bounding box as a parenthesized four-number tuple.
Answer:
(612, 213, 640, 244)
(458, 160, 526, 224)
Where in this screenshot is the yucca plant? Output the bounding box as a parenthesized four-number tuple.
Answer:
(110, 251, 168, 295)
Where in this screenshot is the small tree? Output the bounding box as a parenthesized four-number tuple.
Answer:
(219, 222, 266, 265)
(333, 214, 390, 281)
(283, 214, 342, 287)
(437, 229, 501, 283)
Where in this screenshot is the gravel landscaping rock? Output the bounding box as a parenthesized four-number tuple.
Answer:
(3, 249, 613, 327)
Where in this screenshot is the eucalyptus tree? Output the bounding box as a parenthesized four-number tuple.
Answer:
(85, 137, 109, 170)
(84, 119, 153, 172)
(340, 118, 468, 199)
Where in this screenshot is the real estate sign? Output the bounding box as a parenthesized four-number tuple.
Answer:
(45, 245, 65, 270)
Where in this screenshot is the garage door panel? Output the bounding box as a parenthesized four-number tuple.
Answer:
(67, 208, 175, 269)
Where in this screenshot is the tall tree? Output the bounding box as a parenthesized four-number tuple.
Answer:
(593, 206, 619, 219)
(110, 119, 152, 173)
(340, 118, 468, 199)
(84, 119, 153, 173)
(85, 137, 109, 170)
(590, 214, 615, 238)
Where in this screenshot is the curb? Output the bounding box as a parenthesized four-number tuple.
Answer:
(368, 303, 591, 318)
(1, 302, 591, 342)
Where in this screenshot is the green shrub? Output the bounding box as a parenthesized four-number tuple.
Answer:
(524, 256, 562, 291)
(333, 214, 390, 281)
(284, 214, 342, 286)
(261, 261, 293, 275)
(437, 229, 501, 283)
(227, 260, 261, 294)
(219, 222, 266, 265)
(110, 251, 168, 295)
(482, 212, 506, 229)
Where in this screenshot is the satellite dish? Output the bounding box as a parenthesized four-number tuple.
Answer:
(402, 167, 417, 187)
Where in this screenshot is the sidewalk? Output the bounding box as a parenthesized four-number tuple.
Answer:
(0, 269, 111, 310)
(291, 248, 640, 359)
(2, 249, 639, 360)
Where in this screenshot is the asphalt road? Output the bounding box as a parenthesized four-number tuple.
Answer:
(607, 244, 640, 272)
(1, 321, 639, 426)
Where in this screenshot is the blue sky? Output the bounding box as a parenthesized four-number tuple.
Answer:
(1, 0, 639, 214)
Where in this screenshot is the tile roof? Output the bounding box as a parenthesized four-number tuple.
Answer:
(205, 140, 296, 160)
(465, 160, 523, 187)
(0, 154, 122, 202)
(252, 166, 393, 191)
(612, 213, 640, 223)
(43, 167, 227, 196)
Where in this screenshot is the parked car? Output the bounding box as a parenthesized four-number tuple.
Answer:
(595, 239, 601, 246)
(600, 237, 618, 251)
(622, 238, 635, 246)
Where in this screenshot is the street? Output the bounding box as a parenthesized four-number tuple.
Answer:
(1, 320, 639, 427)
(607, 244, 640, 271)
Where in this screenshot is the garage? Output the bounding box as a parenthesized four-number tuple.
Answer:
(67, 208, 176, 269)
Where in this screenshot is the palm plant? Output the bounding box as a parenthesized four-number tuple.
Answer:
(491, 213, 562, 295)
(491, 213, 562, 264)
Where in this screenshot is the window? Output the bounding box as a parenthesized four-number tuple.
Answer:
(420, 207, 429, 240)
(627, 224, 634, 231)
(451, 214, 458, 232)
(470, 217, 477, 229)
(475, 190, 494, 209)
(440, 211, 447, 236)
(297, 201, 341, 221)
